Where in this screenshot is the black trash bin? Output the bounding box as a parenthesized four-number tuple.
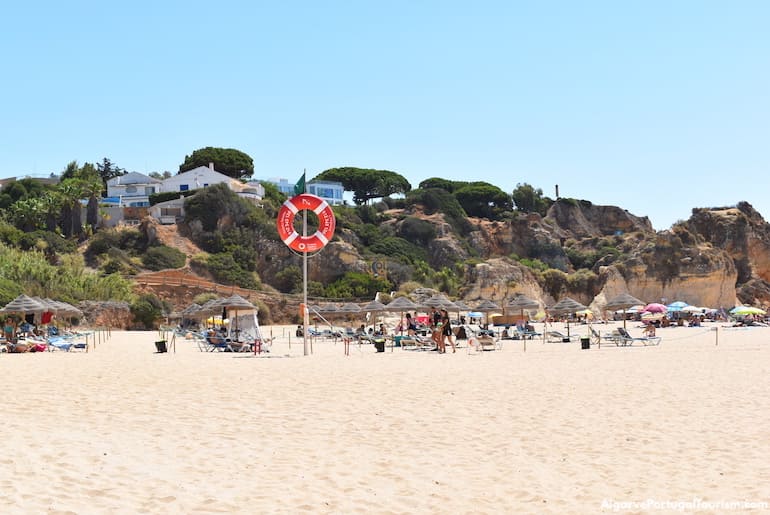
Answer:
(580, 337, 590, 350)
(155, 340, 167, 353)
(373, 338, 385, 352)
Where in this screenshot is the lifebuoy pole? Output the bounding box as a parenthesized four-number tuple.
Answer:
(302, 179, 310, 356)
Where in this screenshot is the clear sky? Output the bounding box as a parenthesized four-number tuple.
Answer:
(2, 1, 768, 230)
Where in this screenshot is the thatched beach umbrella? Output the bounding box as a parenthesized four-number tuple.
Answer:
(384, 296, 419, 335)
(216, 294, 258, 339)
(549, 297, 587, 337)
(474, 299, 501, 326)
(424, 293, 456, 309)
(1, 294, 47, 314)
(605, 292, 645, 329)
(506, 293, 540, 321)
(358, 299, 386, 334)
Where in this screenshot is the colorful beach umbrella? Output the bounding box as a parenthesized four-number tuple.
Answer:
(641, 303, 668, 314)
(729, 306, 766, 316)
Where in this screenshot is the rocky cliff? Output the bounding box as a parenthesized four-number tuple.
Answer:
(148, 197, 770, 317)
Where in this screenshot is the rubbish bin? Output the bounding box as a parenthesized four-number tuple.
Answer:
(373, 338, 385, 353)
(155, 340, 167, 353)
(580, 337, 590, 350)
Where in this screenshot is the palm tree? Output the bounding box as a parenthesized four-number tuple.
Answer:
(57, 179, 85, 238)
(8, 198, 44, 232)
(40, 190, 63, 232)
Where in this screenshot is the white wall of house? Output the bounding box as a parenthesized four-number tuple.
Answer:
(106, 172, 162, 207)
(160, 164, 234, 193)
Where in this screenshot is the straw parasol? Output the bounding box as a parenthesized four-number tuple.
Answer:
(506, 293, 540, 321)
(1, 294, 48, 314)
(215, 294, 258, 340)
(605, 292, 645, 329)
(474, 299, 501, 326)
(424, 293, 459, 313)
(549, 297, 587, 337)
(359, 300, 386, 330)
(384, 296, 419, 335)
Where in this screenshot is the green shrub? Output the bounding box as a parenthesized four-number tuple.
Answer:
(399, 217, 436, 246)
(130, 293, 169, 329)
(205, 253, 260, 289)
(142, 245, 186, 271)
(519, 258, 549, 272)
(369, 237, 426, 264)
(324, 271, 392, 300)
(273, 265, 302, 293)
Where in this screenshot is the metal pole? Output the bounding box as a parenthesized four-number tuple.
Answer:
(303, 206, 309, 356)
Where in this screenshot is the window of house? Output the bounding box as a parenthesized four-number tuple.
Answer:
(180, 184, 189, 191)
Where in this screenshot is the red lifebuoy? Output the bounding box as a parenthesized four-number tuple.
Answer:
(276, 193, 336, 252)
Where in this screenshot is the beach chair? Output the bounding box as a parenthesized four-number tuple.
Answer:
(546, 331, 579, 343)
(589, 327, 603, 346)
(48, 337, 74, 352)
(516, 326, 541, 339)
(615, 327, 661, 346)
(71, 340, 88, 352)
(204, 334, 233, 352)
(467, 334, 499, 353)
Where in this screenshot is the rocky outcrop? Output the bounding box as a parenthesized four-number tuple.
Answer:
(545, 199, 654, 239)
(461, 258, 545, 307)
(686, 202, 770, 285)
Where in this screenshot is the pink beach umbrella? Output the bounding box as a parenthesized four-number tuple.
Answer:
(641, 303, 668, 314)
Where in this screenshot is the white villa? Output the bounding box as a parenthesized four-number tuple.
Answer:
(103, 163, 265, 226)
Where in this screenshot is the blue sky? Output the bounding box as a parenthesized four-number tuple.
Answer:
(2, 1, 768, 230)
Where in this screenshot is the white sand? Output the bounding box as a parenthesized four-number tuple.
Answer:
(2, 322, 769, 514)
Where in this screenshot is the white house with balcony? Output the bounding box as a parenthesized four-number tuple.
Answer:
(101, 164, 265, 227)
(105, 172, 162, 207)
(160, 164, 235, 193)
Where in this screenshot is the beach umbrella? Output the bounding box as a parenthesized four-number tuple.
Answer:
(1, 294, 48, 314)
(474, 299, 501, 326)
(215, 294, 258, 339)
(506, 293, 539, 321)
(641, 303, 668, 314)
(360, 300, 386, 329)
(338, 302, 362, 314)
(666, 301, 689, 312)
(453, 300, 472, 311)
(729, 306, 766, 316)
(197, 299, 224, 327)
(384, 296, 419, 335)
(180, 303, 202, 317)
(605, 292, 645, 329)
(424, 293, 456, 308)
(337, 302, 362, 326)
(361, 300, 387, 312)
(548, 297, 587, 337)
(605, 292, 645, 311)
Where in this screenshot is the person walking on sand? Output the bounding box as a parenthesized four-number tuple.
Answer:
(440, 309, 455, 353)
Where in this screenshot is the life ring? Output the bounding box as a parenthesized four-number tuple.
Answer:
(276, 193, 336, 252)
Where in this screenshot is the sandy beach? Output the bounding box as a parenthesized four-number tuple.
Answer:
(2, 322, 769, 514)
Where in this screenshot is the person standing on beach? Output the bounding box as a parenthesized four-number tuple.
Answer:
(406, 313, 416, 335)
(432, 307, 441, 328)
(440, 309, 455, 353)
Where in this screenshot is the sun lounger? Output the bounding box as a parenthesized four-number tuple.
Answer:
(612, 327, 661, 346)
(48, 337, 74, 352)
(546, 331, 579, 343)
(468, 335, 500, 352)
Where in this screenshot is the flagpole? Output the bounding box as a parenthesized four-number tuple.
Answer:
(301, 169, 309, 356)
